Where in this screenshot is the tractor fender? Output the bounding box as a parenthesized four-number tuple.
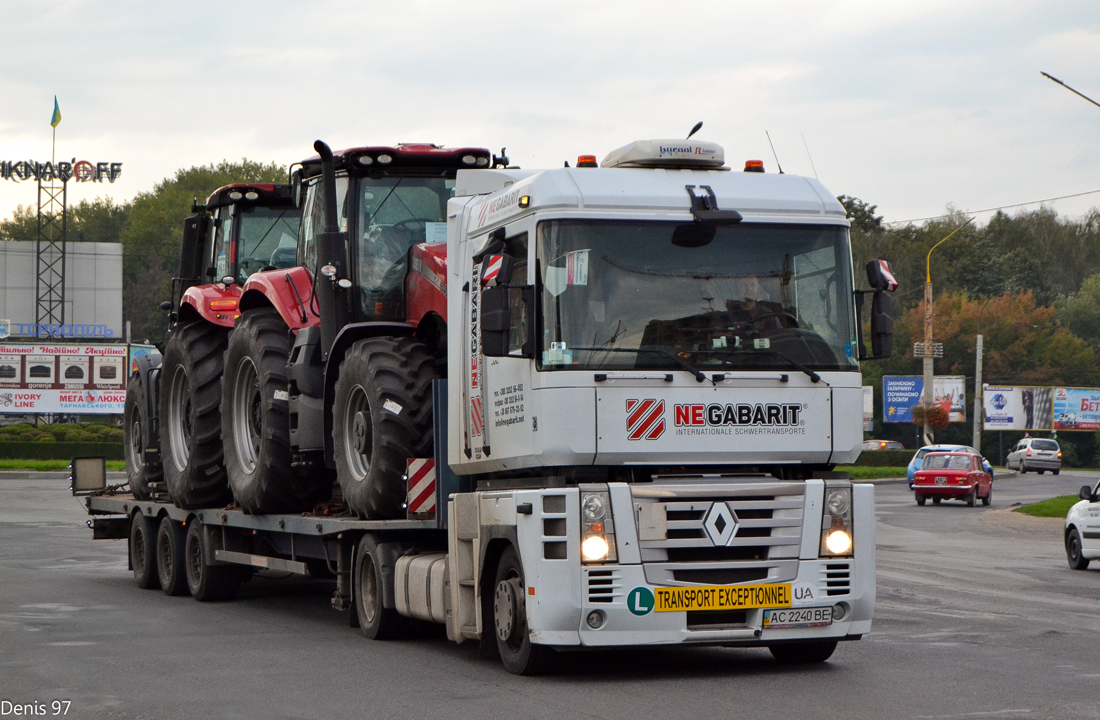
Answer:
(130, 351, 163, 441)
(238, 266, 319, 330)
(179, 284, 242, 328)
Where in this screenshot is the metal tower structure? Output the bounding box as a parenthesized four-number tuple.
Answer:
(35, 175, 67, 338)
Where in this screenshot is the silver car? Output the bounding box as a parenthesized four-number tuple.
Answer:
(1006, 437, 1061, 475)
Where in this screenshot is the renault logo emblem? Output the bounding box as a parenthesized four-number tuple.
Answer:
(703, 503, 738, 546)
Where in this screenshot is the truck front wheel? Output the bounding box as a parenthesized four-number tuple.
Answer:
(333, 337, 435, 519)
(124, 373, 161, 500)
(223, 309, 329, 513)
(768, 640, 838, 664)
(492, 546, 552, 675)
(160, 322, 231, 509)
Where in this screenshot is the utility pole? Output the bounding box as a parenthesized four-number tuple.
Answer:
(919, 219, 973, 445)
(972, 334, 983, 449)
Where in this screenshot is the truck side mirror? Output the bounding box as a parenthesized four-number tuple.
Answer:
(481, 285, 534, 358)
(855, 258, 897, 361)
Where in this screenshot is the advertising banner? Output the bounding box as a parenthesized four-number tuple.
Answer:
(1053, 387, 1100, 431)
(883, 376, 967, 423)
(0, 343, 127, 414)
(863, 386, 873, 432)
(982, 385, 1053, 431)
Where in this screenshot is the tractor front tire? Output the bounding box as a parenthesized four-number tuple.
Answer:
(124, 373, 162, 500)
(223, 309, 330, 514)
(333, 337, 435, 519)
(159, 322, 231, 509)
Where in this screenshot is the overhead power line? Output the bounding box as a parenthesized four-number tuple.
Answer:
(885, 188, 1100, 226)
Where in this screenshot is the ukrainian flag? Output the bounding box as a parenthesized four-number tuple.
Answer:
(50, 96, 61, 128)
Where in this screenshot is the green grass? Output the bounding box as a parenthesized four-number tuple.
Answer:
(0, 459, 125, 472)
(1014, 495, 1080, 518)
(836, 465, 908, 479)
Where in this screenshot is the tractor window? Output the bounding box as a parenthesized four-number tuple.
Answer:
(235, 206, 300, 281)
(298, 177, 349, 277)
(213, 206, 235, 280)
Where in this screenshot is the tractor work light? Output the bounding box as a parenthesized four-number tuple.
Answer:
(357, 155, 374, 166)
(462, 154, 478, 166)
(245, 191, 259, 200)
(476, 156, 490, 167)
(228, 191, 244, 200)
(377, 154, 393, 164)
(580, 487, 617, 564)
(820, 486, 854, 557)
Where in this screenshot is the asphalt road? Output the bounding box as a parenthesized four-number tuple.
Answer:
(1, 471, 1099, 720)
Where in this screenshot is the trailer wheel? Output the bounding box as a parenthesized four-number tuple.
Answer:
(492, 546, 553, 675)
(223, 309, 330, 513)
(353, 534, 406, 639)
(184, 520, 241, 602)
(1066, 528, 1090, 570)
(160, 321, 231, 509)
(333, 337, 435, 519)
(768, 640, 838, 664)
(156, 516, 188, 596)
(124, 373, 161, 500)
(129, 512, 159, 590)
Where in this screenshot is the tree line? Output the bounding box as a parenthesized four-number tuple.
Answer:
(845, 197, 1100, 465)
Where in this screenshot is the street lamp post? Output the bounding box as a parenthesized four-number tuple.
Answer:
(921, 218, 974, 444)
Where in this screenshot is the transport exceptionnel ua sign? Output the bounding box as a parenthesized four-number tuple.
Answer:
(1, 159, 123, 183)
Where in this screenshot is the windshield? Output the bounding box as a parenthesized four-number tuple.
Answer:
(536, 220, 857, 372)
(235, 206, 300, 282)
(923, 454, 973, 470)
(354, 176, 454, 320)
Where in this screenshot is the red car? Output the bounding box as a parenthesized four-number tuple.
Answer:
(913, 452, 992, 507)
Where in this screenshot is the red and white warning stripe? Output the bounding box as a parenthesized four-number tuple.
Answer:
(406, 458, 436, 515)
(470, 397, 483, 436)
(626, 399, 666, 440)
(481, 255, 504, 286)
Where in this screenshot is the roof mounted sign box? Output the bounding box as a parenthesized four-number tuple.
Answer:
(601, 139, 727, 170)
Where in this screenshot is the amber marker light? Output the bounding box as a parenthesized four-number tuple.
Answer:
(744, 160, 765, 173)
(518, 195, 531, 208)
(209, 299, 238, 311)
(576, 155, 598, 167)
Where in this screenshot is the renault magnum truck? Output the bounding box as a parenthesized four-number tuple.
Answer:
(80, 135, 896, 675)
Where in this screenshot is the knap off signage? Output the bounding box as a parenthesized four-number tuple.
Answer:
(1, 159, 122, 183)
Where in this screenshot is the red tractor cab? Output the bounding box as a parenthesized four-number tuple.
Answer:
(913, 451, 992, 507)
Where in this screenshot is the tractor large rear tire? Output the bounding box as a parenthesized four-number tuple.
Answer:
(124, 372, 161, 500)
(333, 337, 435, 519)
(159, 321, 231, 509)
(222, 309, 330, 514)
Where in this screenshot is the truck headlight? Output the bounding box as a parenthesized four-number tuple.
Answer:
(580, 487, 617, 564)
(820, 486, 854, 557)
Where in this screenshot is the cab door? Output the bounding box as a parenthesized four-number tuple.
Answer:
(1082, 482, 1100, 556)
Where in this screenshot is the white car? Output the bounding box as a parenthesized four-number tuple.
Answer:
(1065, 480, 1100, 570)
(1006, 437, 1061, 475)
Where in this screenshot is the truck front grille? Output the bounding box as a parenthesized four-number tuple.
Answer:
(824, 562, 851, 596)
(633, 478, 805, 587)
(587, 568, 623, 604)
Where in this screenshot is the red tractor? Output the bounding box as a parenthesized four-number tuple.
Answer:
(215, 142, 498, 516)
(124, 183, 300, 506)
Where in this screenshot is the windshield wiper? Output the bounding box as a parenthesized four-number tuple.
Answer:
(571, 346, 707, 383)
(706, 347, 826, 384)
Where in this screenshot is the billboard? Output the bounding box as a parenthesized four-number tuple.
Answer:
(883, 376, 967, 423)
(983, 386, 1053, 431)
(0, 343, 127, 414)
(1053, 388, 1100, 431)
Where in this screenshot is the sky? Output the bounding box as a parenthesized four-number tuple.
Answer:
(1, 0, 1098, 226)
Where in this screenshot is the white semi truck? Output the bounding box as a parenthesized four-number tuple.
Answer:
(78, 137, 896, 675)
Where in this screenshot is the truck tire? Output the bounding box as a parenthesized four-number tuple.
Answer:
(333, 337, 435, 519)
(156, 516, 188, 596)
(223, 309, 329, 514)
(1066, 528, 1090, 570)
(129, 512, 159, 590)
(768, 640, 838, 664)
(353, 534, 407, 639)
(160, 321, 232, 509)
(184, 520, 241, 601)
(125, 372, 161, 500)
(492, 546, 553, 675)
